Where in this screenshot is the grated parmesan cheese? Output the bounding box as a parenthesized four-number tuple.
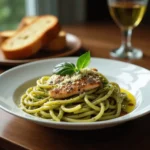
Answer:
(48, 68, 100, 88)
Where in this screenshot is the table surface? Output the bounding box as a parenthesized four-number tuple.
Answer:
(0, 23, 150, 150)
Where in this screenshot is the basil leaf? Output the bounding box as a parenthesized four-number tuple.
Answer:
(53, 62, 76, 75)
(76, 51, 90, 70)
(52, 51, 91, 76)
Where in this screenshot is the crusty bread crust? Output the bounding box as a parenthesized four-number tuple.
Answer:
(2, 38, 42, 59)
(44, 31, 66, 51)
(42, 22, 61, 45)
(0, 15, 60, 59)
(18, 16, 38, 29)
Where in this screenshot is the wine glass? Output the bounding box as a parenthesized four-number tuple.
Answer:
(107, 0, 148, 59)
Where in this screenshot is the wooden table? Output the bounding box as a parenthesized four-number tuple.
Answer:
(0, 23, 150, 150)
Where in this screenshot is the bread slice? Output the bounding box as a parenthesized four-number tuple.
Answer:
(0, 16, 39, 43)
(44, 30, 66, 51)
(18, 15, 61, 46)
(0, 30, 16, 43)
(0, 15, 60, 59)
(18, 16, 38, 29)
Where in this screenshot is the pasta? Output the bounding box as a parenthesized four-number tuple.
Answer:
(20, 72, 135, 122)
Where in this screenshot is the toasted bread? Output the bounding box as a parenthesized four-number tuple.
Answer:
(0, 15, 60, 59)
(18, 16, 38, 29)
(0, 30, 16, 43)
(0, 16, 39, 43)
(44, 31, 66, 51)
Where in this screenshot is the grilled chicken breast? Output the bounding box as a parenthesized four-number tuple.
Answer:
(48, 69, 101, 99)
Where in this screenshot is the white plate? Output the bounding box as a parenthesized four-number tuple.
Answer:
(0, 58, 150, 130)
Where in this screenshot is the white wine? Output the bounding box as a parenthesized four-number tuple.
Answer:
(109, 2, 147, 29)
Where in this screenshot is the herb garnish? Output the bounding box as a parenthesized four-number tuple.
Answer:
(53, 51, 91, 75)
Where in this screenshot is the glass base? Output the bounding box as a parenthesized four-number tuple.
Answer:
(110, 46, 143, 59)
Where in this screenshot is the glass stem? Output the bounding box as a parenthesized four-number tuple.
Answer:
(121, 29, 132, 51)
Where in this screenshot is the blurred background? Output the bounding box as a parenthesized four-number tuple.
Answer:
(0, 0, 150, 30)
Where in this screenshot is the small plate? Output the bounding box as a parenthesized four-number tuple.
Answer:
(0, 33, 81, 66)
(0, 58, 150, 130)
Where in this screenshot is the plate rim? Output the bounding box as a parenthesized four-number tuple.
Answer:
(0, 57, 150, 128)
(1, 57, 150, 74)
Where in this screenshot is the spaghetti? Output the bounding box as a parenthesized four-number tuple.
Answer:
(20, 71, 135, 122)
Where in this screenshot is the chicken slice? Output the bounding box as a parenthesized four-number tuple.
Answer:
(49, 76, 101, 99)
